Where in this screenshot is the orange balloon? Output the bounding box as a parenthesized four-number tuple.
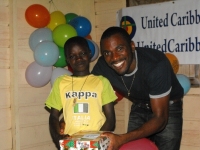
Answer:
(25, 4, 50, 28)
(165, 53, 179, 74)
(85, 34, 92, 40)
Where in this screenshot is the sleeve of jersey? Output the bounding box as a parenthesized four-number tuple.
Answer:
(45, 78, 63, 111)
(148, 60, 172, 98)
(100, 76, 118, 105)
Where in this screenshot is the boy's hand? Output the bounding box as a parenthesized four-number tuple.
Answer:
(59, 121, 65, 135)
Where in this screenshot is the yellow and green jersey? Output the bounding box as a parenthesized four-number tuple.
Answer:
(45, 74, 117, 135)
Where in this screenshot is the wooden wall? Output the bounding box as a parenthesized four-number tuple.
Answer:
(4, 0, 97, 149)
(0, 0, 11, 149)
(0, 0, 200, 150)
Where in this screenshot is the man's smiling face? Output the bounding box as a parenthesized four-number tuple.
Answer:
(101, 33, 135, 75)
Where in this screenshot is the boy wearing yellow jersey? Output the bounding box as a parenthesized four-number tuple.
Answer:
(45, 36, 117, 149)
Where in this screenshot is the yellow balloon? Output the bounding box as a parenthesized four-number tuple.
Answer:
(47, 11, 66, 31)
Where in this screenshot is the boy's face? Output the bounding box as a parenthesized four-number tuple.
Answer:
(66, 44, 90, 76)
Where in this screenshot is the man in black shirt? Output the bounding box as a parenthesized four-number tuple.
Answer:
(92, 26, 183, 150)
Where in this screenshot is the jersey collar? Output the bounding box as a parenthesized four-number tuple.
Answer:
(124, 50, 138, 77)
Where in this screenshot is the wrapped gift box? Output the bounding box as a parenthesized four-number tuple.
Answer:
(59, 131, 110, 150)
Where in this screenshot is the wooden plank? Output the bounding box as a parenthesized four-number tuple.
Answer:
(20, 124, 53, 147)
(0, 5, 9, 24)
(0, 0, 11, 150)
(115, 122, 127, 134)
(180, 145, 200, 150)
(9, 0, 21, 149)
(18, 86, 51, 106)
(19, 105, 49, 127)
(0, 0, 9, 6)
(0, 47, 10, 60)
(0, 25, 9, 36)
(0, 26, 9, 48)
(21, 142, 55, 150)
(183, 95, 200, 120)
(181, 130, 200, 147)
(95, 0, 125, 12)
(183, 120, 200, 132)
(0, 88, 10, 109)
(186, 87, 200, 95)
(0, 69, 10, 87)
(178, 65, 190, 76)
(0, 130, 12, 150)
(0, 46, 10, 69)
(17, 47, 34, 69)
(181, 88, 200, 149)
(95, 13, 118, 27)
(0, 108, 11, 130)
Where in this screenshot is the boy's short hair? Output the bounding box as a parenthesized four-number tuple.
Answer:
(64, 36, 90, 57)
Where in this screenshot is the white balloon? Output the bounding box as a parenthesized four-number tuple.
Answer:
(51, 67, 72, 86)
(25, 61, 53, 88)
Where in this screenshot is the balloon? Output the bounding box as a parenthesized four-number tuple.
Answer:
(69, 16, 92, 37)
(53, 46, 68, 68)
(85, 34, 92, 40)
(34, 41, 59, 67)
(114, 88, 124, 102)
(120, 138, 158, 150)
(25, 4, 50, 28)
(47, 11, 66, 31)
(25, 61, 53, 88)
(89, 40, 99, 62)
(176, 74, 191, 95)
(29, 28, 53, 51)
(68, 65, 73, 73)
(50, 67, 72, 86)
(53, 24, 77, 47)
(86, 39, 95, 58)
(165, 53, 179, 74)
(65, 13, 78, 23)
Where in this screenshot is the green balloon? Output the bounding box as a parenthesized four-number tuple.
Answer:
(65, 13, 78, 23)
(53, 24, 77, 47)
(53, 46, 68, 68)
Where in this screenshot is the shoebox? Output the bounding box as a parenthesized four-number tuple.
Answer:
(59, 131, 110, 150)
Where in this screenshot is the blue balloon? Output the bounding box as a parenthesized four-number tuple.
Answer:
(176, 74, 191, 95)
(34, 41, 59, 67)
(69, 16, 92, 37)
(29, 28, 53, 51)
(89, 40, 99, 62)
(86, 39, 95, 58)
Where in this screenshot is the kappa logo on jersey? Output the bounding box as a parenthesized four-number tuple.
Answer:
(120, 16, 137, 39)
(66, 91, 97, 99)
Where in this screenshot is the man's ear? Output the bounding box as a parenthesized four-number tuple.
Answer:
(131, 41, 136, 53)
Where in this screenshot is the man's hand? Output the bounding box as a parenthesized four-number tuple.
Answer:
(101, 132, 123, 150)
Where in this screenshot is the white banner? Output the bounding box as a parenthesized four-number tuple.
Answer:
(116, 0, 200, 64)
